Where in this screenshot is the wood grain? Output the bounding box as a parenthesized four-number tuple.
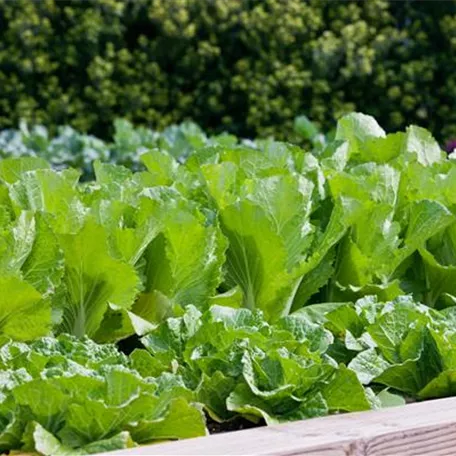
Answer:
(96, 397, 456, 456)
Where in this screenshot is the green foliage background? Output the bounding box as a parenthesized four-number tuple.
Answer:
(1, 0, 456, 140)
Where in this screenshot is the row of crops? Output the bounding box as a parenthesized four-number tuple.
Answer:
(2, 113, 456, 454)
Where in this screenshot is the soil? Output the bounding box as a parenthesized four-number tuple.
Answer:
(206, 416, 263, 434)
(117, 334, 143, 355)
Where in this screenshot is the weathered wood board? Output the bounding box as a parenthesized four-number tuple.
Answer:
(97, 397, 456, 456)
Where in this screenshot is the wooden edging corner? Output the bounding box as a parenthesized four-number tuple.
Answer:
(98, 397, 456, 456)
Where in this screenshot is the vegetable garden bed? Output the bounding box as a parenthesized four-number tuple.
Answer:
(3, 112, 456, 455)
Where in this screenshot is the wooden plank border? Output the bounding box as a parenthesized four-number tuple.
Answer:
(98, 397, 456, 456)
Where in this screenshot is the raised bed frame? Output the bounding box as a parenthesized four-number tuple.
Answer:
(97, 397, 456, 456)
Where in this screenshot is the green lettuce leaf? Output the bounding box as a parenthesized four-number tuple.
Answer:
(57, 219, 140, 340)
(0, 275, 50, 340)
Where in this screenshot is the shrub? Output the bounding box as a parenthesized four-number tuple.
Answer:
(0, 0, 455, 140)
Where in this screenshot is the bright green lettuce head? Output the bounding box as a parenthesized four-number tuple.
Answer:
(0, 334, 206, 455)
(139, 305, 373, 425)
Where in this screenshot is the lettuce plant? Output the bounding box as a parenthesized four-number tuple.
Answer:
(0, 335, 205, 455)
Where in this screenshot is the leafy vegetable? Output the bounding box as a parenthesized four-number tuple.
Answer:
(0, 111, 455, 337)
(0, 334, 205, 455)
(140, 305, 371, 424)
(2, 113, 456, 453)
